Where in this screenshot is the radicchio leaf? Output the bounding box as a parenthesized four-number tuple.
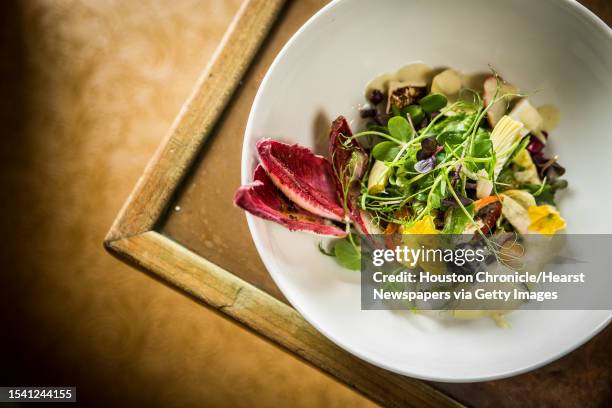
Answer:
(329, 116, 375, 234)
(527, 135, 545, 155)
(234, 165, 347, 237)
(329, 116, 367, 188)
(532, 154, 566, 182)
(257, 139, 345, 221)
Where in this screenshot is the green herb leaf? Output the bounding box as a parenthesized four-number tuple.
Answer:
(429, 187, 442, 209)
(473, 128, 492, 158)
(434, 113, 474, 146)
(387, 116, 413, 142)
(372, 141, 402, 162)
(524, 180, 568, 206)
(404, 105, 425, 125)
(507, 136, 530, 164)
(419, 93, 448, 113)
(391, 105, 402, 118)
(334, 240, 361, 270)
(443, 204, 475, 234)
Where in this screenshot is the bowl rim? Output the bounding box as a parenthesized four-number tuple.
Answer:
(241, 0, 612, 382)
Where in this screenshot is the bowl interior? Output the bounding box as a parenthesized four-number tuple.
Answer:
(242, 0, 611, 381)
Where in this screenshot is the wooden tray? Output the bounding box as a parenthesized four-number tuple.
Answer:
(105, 1, 611, 406)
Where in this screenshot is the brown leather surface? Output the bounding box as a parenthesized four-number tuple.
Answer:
(161, 0, 611, 407)
(0, 1, 374, 406)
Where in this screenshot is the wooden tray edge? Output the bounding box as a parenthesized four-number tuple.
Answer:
(105, 0, 286, 243)
(106, 231, 464, 408)
(103, 1, 464, 406)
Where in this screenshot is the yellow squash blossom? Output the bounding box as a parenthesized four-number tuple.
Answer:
(527, 205, 566, 235)
(399, 215, 438, 235)
(399, 215, 445, 274)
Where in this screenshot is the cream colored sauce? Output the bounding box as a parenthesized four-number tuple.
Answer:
(365, 62, 434, 95)
(366, 63, 491, 104)
(431, 69, 462, 97)
(366, 63, 561, 132)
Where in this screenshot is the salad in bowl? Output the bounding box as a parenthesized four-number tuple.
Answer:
(234, 0, 611, 382)
(235, 64, 567, 282)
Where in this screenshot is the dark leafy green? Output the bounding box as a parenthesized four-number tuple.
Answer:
(404, 105, 425, 125)
(434, 113, 475, 146)
(387, 116, 413, 142)
(334, 239, 361, 270)
(372, 141, 402, 162)
(419, 93, 448, 113)
(472, 128, 492, 158)
(443, 204, 475, 234)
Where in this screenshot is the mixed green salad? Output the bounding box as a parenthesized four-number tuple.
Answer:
(324, 65, 567, 269)
(235, 64, 569, 324)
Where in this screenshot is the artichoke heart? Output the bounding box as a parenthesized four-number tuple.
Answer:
(512, 148, 541, 185)
(367, 160, 391, 194)
(490, 115, 524, 179)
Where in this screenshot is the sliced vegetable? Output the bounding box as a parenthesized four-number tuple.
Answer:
(367, 160, 391, 194)
(501, 195, 530, 234)
(431, 69, 462, 99)
(490, 115, 524, 178)
(483, 76, 518, 128)
(508, 99, 545, 142)
(474, 195, 499, 212)
(501, 189, 536, 208)
(328, 116, 371, 233)
(466, 197, 501, 235)
(475, 169, 493, 198)
(365, 63, 432, 96)
(353, 209, 383, 235)
(512, 148, 541, 185)
(329, 116, 368, 186)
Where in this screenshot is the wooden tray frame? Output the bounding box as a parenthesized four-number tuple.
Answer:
(103, 1, 465, 406)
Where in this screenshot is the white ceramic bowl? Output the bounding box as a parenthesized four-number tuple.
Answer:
(241, 0, 612, 381)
